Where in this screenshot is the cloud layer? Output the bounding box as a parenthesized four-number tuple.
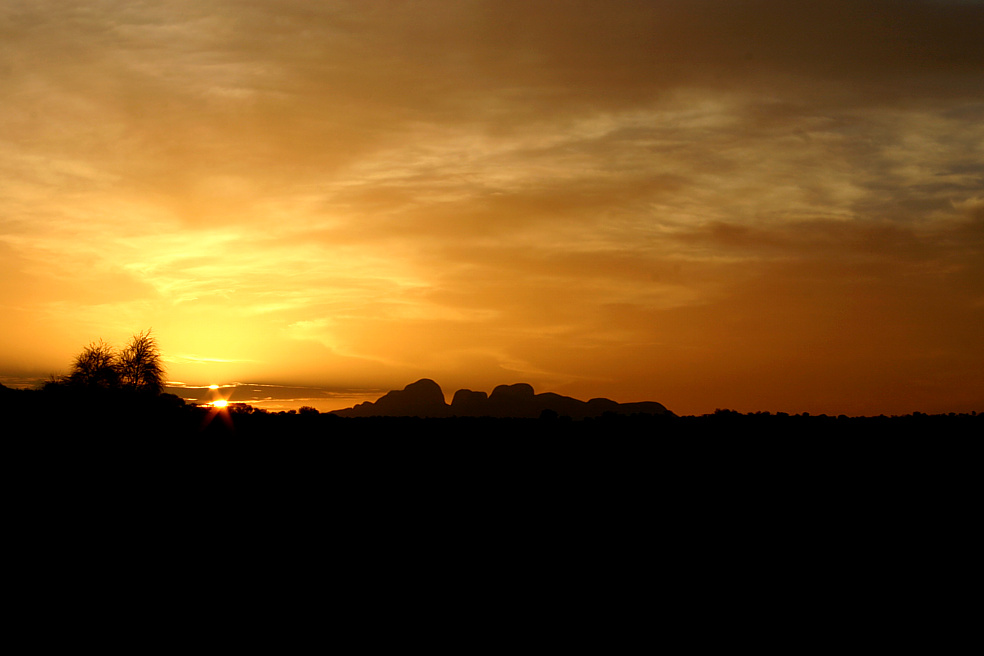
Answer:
(2, 1, 982, 414)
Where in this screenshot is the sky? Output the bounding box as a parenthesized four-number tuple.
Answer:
(1, 0, 982, 415)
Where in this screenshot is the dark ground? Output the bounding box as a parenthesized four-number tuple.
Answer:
(3, 382, 979, 438)
(4, 382, 975, 644)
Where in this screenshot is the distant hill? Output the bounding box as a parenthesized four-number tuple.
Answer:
(332, 379, 672, 419)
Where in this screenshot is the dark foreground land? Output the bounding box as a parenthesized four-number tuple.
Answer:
(6, 382, 978, 518)
(2, 383, 979, 440)
(4, 382, 976, 622)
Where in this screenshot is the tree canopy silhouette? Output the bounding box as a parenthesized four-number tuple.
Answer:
(58, 330, 165, 394)
(69, 339, 119, 388)
(117, 330, 165, 393)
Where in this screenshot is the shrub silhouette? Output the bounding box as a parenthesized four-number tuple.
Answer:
(117, 330, 165, 393)
(55, 330, 165, 394)
(69, 339, 119, 388)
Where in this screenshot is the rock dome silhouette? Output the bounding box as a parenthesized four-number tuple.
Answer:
(333, 379, 671, 419)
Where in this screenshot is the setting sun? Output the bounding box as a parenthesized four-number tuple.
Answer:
(211, 399, 228, 409)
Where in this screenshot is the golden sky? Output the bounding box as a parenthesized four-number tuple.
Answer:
(2, 0, 982, 415)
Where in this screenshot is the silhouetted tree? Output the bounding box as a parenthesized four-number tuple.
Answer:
(69, 339, 119, 388)
(117, 330, 165, 393)
(54, 330, 165, 396)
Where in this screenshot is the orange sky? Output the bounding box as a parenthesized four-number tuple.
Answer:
(2, 1, 982, 415)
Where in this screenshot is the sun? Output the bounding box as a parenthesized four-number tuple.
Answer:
(212, 399, 229, 408)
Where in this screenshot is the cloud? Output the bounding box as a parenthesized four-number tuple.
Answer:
(1, 1, 982, 414)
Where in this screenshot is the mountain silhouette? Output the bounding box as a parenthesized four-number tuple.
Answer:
(332, 379, 672, 418)
(357, 378, 447, 417)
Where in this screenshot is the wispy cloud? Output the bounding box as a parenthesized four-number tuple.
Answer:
(2, 1, 982, 414)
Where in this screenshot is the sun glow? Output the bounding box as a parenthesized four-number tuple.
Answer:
(211, 399, 229, 408)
